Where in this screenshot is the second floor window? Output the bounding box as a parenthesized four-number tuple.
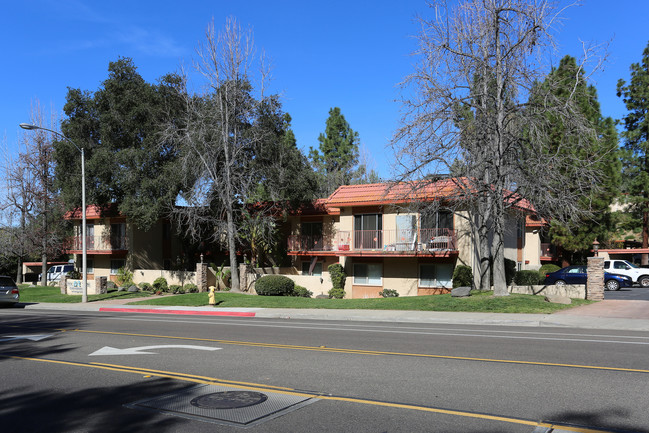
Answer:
(354, 214, 382, 249)
(301, 222, 323, 250)
(111, 223, 126, 249)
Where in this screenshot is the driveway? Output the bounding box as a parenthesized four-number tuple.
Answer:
(605, 285, 649, 300)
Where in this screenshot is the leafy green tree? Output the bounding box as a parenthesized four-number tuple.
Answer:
(56, 57, 185, 230)
(617, 42, 649, 264)
(309, 107, 363, 196)
(541, 56, 621, 262)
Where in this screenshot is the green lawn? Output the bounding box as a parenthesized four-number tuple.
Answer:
(18, 285, 152, 304)
(127, 290, 593, 314)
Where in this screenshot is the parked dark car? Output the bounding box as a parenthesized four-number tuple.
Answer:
(544, 265, 632, 291)
(0, 276, 19, 306)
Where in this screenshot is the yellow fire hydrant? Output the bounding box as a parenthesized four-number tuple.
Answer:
(208, 286, 216, 305)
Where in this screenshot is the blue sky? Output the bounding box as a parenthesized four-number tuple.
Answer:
(2, 0, 649, 179)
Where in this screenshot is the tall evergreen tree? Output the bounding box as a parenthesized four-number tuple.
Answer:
(309, 107, 363, 196)
(541, 56, 621, 263)
(617, 42, 649, 265)
(56, 57, 185, 230)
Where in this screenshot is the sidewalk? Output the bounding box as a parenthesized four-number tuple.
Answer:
(20, 298, 649, 332)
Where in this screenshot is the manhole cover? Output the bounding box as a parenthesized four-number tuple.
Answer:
(191, 391, 268, 409)
(126, 384, 319, 427)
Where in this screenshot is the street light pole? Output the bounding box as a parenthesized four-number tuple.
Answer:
(19, 123, 88, 303)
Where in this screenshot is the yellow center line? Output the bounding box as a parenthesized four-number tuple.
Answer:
(66, 328, 649, 374)
(2, 354, 614, 433)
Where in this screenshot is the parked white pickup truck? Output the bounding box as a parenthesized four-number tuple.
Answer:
(603, 260, 649, 287)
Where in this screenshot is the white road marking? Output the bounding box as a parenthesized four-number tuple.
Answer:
(89, 344, 221, 356)
(0, 334, 53, 342)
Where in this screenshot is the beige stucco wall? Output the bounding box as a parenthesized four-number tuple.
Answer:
(524, 227, 542, 270)
(382, 257, 419, 296)
(133, 269, 196, 286)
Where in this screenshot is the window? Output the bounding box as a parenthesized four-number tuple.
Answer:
(85, 258, 94, 274)
(353, 263, 382, 285)
(301, 261, 323, 276)
(419, 264, 453, 288)
(111, 223, 126, 249)
(354, 214, 382, 249)
(421, 210, 453, 230)
(301, 222, 323, 250)
(110, 259, 126, 275)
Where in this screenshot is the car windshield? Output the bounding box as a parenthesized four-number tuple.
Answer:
(627, 262, 640, 268)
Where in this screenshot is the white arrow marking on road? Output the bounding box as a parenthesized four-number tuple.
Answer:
(0, 334, 53, 342)
(88, 345, 222, 356)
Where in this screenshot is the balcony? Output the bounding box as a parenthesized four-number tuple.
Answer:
(65, 235, 128, 254)
(288, 228, 457, 256)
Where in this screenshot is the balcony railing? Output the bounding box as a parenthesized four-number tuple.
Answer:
(288, 228, 457, 254)
(66, 235, 128, 252)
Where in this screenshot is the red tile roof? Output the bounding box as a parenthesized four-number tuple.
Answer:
(63, 204, 122, 220)
(326, 179, 463, 207)
(325, 178, 536, 213)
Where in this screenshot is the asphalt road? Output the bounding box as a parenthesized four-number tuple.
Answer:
(605, 285, 649, 300)
(1, 309, 648, 433)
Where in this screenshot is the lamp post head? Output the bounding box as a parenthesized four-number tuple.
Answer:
(593, 238, 600, 256)
(19, 123, 38, 130)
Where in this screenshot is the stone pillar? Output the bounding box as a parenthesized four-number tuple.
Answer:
(59, 275, 67, 294)
(95, 276, 107, 295)
(586, 256, 604, 301)
(196, 262, 208, 293)
(239, 263, 249, 292)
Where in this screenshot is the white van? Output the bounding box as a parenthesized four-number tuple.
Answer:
(38, 264, 75, 283)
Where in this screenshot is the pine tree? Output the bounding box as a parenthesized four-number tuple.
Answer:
(617, 42, 649, 264)
(309, 107, 362, 196)
(542, 56, 621, 262)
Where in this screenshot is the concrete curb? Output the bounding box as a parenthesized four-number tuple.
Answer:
(19, 303, 649, 331)
(98, 307, 256, 317)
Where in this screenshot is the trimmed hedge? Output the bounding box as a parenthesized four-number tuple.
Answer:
(538, 264, 561, 280)
(452, 265, 473, 288)
(514, 270, 542, 285)
(255, 275, 295, 296)
(293, 285, 313, 298)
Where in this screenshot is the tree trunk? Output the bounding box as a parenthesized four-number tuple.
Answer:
(642, 210, 648, 266)
(492, 199, 509, 296)
(226, 206, 240, 292)
(16, 259, 22, 284)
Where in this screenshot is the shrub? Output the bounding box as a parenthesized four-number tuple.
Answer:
(452, 265, 473, 288)
(139, 282, 153, 291)
(106, 281, 116, 289)
(504, 258, 517, 286)
(183, 283, 199, 293)
(153, 277, 168, 293)
(67, 269, 81, 279)
(538, 264, 561, 281)
(255, 275, 295, 296)
(514, 270, 542, 285)
(328, 288, 346, 299)
(292, 285, 313, 298)
(328, 264, 346, 291)
(169, 284, 181, 294)
(379, 289, 399, 298)
(116, 267, 134, 287)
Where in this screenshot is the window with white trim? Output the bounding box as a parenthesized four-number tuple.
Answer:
(419, 263, 453, 288)
(353, 263, 382, 285)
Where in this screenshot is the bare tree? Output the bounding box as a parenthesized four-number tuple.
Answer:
(0, 136, 35, 283)
(164, 17, 273, 291)
(392, 0, 609, 295)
